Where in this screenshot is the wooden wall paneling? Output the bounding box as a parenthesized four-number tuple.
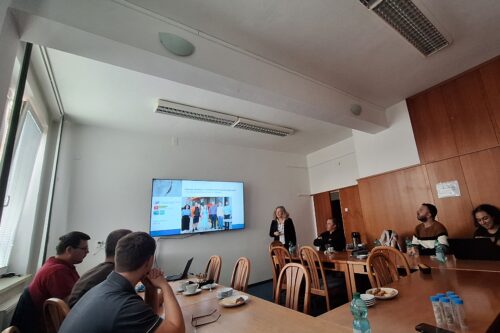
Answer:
(407, 88, 459, 163)
(358, 165, 433, 245)
(339, 185, 366, 245)
(460, 147, 500, 208)
(441, 70, 498, 154)
(424, 157, 474, 238)
(312, 191, 332, 235)
(479, 57, 500, 141)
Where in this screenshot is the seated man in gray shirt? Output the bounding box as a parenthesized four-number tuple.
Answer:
(67, 229, 132, 307)
(59, 232, 185, 333)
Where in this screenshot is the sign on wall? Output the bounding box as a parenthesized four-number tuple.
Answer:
(436, 180, 461, 198)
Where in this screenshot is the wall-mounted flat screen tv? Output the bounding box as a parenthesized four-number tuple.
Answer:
(150, 179, 244, 237)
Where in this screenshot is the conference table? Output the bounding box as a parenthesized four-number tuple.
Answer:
(163, 280, 351, 333)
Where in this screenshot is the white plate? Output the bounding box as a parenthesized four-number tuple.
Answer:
(365, 287, 398, 300)
(182, 288, 202, 296)
(219, 295, 249, 307)
(201, 283, 218, 290)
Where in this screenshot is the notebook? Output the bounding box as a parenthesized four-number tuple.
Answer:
(166, 257, 194, 281)
(448, 238, 500, 260)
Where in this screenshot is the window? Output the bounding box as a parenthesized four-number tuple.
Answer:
(0, 103, 43, 269)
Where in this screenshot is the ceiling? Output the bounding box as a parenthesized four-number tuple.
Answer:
(13, 0, 500, 154)
(31, 48, 352, 154)
(124, 0, 500, 107)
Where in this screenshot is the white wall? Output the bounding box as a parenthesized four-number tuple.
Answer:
(307, 137, 358, 194)
(353, 100, 420, 178)
(48, 123, 316, 285)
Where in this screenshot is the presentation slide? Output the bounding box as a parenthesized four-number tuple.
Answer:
(150, 179, 244, 237)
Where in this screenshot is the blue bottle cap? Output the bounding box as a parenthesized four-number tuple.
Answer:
(451, 298, 464, 305)
(449, 295, 460, 299)
(446, 291, 455, 295)
(436, 293, 446, 297)
(430, 296, 440, 302)
(440, 297, 450, 303)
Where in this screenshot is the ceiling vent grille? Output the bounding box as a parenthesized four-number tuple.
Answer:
(156, 99, 294, 137)
(360, 0, 450, 56)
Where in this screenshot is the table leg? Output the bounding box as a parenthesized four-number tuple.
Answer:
(335, 262, 353, 301)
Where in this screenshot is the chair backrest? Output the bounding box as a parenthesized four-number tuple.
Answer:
(275, 263, 311, 314)
(268, 240, 284, 252)
(299, 246, 327, 292)
(43, 298, 70, 333)
(367, 246, 411, 288)
(2, 327, 20, 333)
(230, 257, 251, 292)
(205, 255, 222, 283)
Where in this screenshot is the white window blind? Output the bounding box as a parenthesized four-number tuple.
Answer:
(0, 109, 42, 268)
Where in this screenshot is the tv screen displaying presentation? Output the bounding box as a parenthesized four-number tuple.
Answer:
(150, 179, 244, 237)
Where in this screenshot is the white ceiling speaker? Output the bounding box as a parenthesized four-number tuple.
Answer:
(155, 99, 294, 137)
(350, 104, 362, 116)
(159, 32, 195, 56)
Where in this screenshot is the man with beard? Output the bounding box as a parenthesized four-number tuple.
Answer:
(409, 203, 449, 255)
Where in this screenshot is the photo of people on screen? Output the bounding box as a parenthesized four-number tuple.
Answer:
(180, 197, 232, 233)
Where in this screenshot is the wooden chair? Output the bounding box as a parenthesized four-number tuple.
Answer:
(274, 263, 311, 314)
(268, 240, 284, 252)
(367, 246, 411, 288)
(269, 245, 291, 301)
(230, 257, 251, 292)
(205, 255, 222, 283)
(43, 298, 70, 333)
(299, 246, 332, 311)
(1, 327, 20, 333)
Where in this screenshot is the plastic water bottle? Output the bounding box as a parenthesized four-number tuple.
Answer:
(288, 242, 296, 256)
(350, 292, 371, 333)
(374, 239, 381, 247)
(435, 240, 446, 263)
(430, 295, 445, 327)
(439, 297, 456, 328)
(451, 297, 467, 330)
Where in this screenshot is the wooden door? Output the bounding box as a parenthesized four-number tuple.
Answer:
(312, 191, 332, 235)
(407, 88, 459, 163)
(339, 185, 366, 245)
(460, 147, 500, 208)
(425, 157, 474, 237)
(479, 57, 500, 141)
(441, 70, 498, 154)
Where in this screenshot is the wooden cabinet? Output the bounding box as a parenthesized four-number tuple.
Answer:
(424, 157, 474, 237)
(358, 165, 433, 244)
(312, 191, 332, 235)
(407, 88, 459, 163)
(407, 56, 500, 162)
(479, 57, 500, 140)
(441, 70, 498, 154)
(339, 185, 366, 244)
(460, 147, 500, 208)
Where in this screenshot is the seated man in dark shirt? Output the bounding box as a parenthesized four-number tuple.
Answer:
(313, 218, 346, 252)
(59, 232, 185, 333)
(67, 229, 132, 307)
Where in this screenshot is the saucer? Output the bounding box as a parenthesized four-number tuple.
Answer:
(220, 295, 249, 307)
(183, 288, 202, 296)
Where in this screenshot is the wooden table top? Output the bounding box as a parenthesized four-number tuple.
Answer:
(319, 269, 500, 332)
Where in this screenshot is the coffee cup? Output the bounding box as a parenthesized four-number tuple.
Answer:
(327, 247, 334, 253)
(179, 281, 190, 291)
(185, 283, 199, 294)
(217, 287, 233, 298)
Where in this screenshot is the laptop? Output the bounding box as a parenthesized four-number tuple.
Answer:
(166, 257, 194, 281)
(449, 238, 500, 260)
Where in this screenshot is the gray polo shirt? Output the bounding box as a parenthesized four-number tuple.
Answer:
(59, 271, 162, 333)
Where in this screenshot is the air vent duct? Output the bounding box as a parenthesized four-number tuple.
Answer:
(360, 0, 450, 56)
(156, 100, 294, 137)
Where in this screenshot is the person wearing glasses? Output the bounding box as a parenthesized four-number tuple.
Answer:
(27, 231, 90, 323)
(473, 204, 500, 246)
(67, 229, 132, 307)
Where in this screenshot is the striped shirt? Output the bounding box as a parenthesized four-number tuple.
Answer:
(412, 221, 449, 249)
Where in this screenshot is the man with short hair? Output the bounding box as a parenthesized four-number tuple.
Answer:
(59, 232, 185, 333)
(313, 218, 346, 252)
(67, 229, 132, 307)
(29, 231, 90, 313)
(410, 203, 449, 254)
